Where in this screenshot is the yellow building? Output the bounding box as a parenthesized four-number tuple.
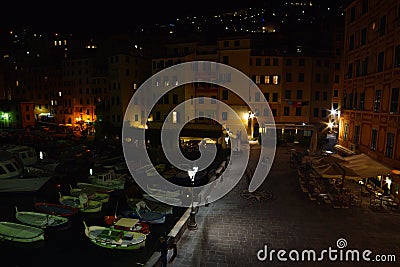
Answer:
(340, 0, 400, 197)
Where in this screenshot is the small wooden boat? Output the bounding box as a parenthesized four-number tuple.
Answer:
(34, 202, 78, 217)
(15, 206, 68, 228)
(126, 197, 173, 215)
(88, 170, 126, 190)
(59, 193, 103, 213)
(76, 182, 114, 194)
(69, 185, 110, 203)
(122, 201, 166, 224)
(103, 217, 150, 235)
(143, 193, 182, 206)
(0, 221, 45, 242)
(83, 221, 146, 250)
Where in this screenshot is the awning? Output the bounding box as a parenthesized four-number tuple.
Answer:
(313, 162, 361, 180)
(341, 154, 392, 178)
(391, 170, 400, 184)
(334, 144, 356, 156)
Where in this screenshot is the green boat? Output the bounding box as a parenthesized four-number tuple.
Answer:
(0, 221, 45, 243)
(15, 206, 69, 228)
(83, 221, 146, 250)
(59, 193, 103, 213)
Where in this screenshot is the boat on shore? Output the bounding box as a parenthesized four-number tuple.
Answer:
(76, 182, 114, 194)
(88, 169, 127, 190)
(58, 193, 103, 213)
(34, 202, 79, 217)
(0, 150, 52, 193)
(83, 221, 146, 250)
(69, 185, 110, 203)
(126, 197, 173, 215)
(15, 206, 69, 228)
(103, 217, 150, 235)
(0, 221, 45, 243)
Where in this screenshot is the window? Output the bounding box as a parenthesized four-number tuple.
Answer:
(223, 41, 229, 47)
(298, 73, 304, 82)
(264, 92, 269, 102)
(335, 63, 340, 70)
(198, 96, 204, 104)
(256, 58, 261, 66)
(349, 35, 354, 50)
(272, 93, 278, 102)
(296, 90, 303, 100)
(299, 59, 305, 66)
(255, 92, 260, 102)
(272, 109, 277, 116)
(222, 90, 228, 100)
(316, 74, 321, 82)
(333, 90, 339, 97)
(286, 59, 292, 66)
(234, 40, 240, 46)
(359, 92, 365, 110)
(362, 0, 368, 14)
(223, 56, 229, 64)
(361, 28, 367, 45)
(315, 91, 320, 100)
(272, 58, 279, 66)
(286, 73, 292, 82)
(379, 15, 386, 36)
(385, 133, 395, 158)
(296, 107, 302, 116)
(355, 60, 360, 77)
(321, 109, 327, 117)
(222, 112, 227, 120)
(255, 75, 261, 84)
(284, 106, 289, 116)
(285, 90, 291, 99)
(323, 92, 327, 100)
(173, 94, 178, 104)
(350, 7, 356, 22)
(344, 123, 349, 140)
(265, 58, 270, 66)
(313, 108, 319, 117)
(354, 125, 360, 144)
(211, 96, 217, 104)
(390, 88, 399, 113)
(163, 94, 169, 104)
(377, 52, 384, 72)
(371, 129, 378, 150)
(374, 90, 381, 112)
(362, 57, 368, 75)
(394, 45, 400, 68)
(264, 76, 270, 84)
(272, 76, 279, 84)
(347, 63, 353, 78)
(263, 108, 269, 116)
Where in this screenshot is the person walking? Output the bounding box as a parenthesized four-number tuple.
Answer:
(159, 236, 168, 267)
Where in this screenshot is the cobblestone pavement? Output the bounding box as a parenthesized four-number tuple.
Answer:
(169, 145, 400, 267)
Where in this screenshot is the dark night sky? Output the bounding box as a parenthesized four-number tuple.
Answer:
(1, 1, 268, 34)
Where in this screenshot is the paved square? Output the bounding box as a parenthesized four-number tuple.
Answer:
(169, 145, 400, 267)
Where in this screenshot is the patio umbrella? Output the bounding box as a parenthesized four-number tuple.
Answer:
(313, 162, 360, 180)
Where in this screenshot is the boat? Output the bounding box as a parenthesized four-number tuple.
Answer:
(103, 217, 150, 235)
(15, 206, 69, 228)
(83, 221, 146, 250)
(69, 185, 110, 203)
(143, 193, 182, 206)
(88, 169, 127, 190)
(126, 197, 173, 215)
(122, 201, 166, 224)
(34, 202, 79, 217)
(147, 184, 181, 198)
(0, 150, 52, 193)
(3, 145, 59, 173)
(58, 192, 103, 213)
(76, 182, 114, 194)
(0, 221, 45, 243)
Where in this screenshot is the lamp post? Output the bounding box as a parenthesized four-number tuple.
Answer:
(187, 166, 198, 230)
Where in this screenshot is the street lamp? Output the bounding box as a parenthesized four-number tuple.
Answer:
(187, 166, 198, 230)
